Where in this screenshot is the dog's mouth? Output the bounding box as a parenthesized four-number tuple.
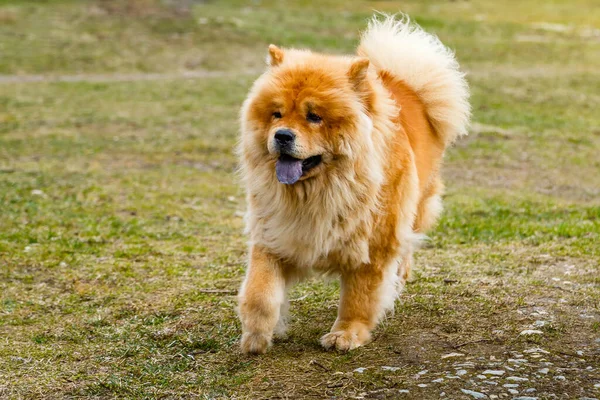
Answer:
(275, 154, 323, 185)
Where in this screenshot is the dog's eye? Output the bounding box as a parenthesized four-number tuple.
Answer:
(272, 111, 282, 119)
(306, 112, 322, 123)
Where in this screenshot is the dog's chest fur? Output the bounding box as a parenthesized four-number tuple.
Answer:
(245, 162, 382, 270)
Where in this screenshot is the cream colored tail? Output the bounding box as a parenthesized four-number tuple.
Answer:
(358, 13, 471, 144)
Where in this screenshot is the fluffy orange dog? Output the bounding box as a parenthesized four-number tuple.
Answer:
(237, 14, 470, 354)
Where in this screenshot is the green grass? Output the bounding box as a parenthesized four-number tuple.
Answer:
(1, 0, 599, 398)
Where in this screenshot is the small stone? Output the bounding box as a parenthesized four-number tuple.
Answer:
(454, 362, 475, 369)
(524, 347, 549, 354)
(417, 384, 428, 388)
(520, 330, 543, 336)
(508, 389, 519, 394)
(537, 368, 549, 374)
(507, 376, 529, 382)
(525, 388, 537, 393)
(418, 369, 429, 375)
(490, 396, 499, 400)
(512, 397, 539, 400)
(460, 389, 487, 399)
(398, 389, 410, 394)
(440, 392, 446, 397)
(477, 375, 487, 379)
(482, 370, 506, 376)
(456, 369, 468, 376)
(227, 196, 236, 202)
(455, 362, 476, 368)
(381, 366, 401, 372)
(441, 352, 465, 359)
(503, 384, 519, 388)
(554, 375, 566, 381)
(432, 378, 444, 383)
(594, 383, 600, 388)
(483, 381, 498, 385)
(508, 359, 528, 364)
(576, 350, 584, 356)
(31, 189, 46, 196)
(533, 320, 547, 327)
(353, 367, 367, 373)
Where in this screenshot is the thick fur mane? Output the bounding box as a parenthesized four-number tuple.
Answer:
(241, 110, 386, 269)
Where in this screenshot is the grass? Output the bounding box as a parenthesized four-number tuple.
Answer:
(1, 0, 599, 398)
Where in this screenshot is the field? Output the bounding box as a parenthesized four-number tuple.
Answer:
(1, 0, 599, 398)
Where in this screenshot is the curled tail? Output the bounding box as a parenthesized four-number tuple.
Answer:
(358, 13, 471, 144)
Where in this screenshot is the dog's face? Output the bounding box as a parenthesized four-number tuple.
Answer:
(242, 46, 372, 185)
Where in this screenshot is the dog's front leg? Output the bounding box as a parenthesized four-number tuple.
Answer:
(238, 245, 286, 354)
(321, 263, 396, 352)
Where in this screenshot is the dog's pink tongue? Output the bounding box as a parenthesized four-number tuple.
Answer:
(276, 157, 303, 184)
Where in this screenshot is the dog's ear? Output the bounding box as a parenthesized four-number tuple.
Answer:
(347, 58, 370, 91)
(267, 44, 284, 67)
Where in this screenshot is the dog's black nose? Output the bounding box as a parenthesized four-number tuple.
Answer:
(274, 129, 295, 147)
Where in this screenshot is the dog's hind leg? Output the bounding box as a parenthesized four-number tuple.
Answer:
(273, 295, 289, 339)
(398, 252, 412, 291)
(413, 177, 444, 234)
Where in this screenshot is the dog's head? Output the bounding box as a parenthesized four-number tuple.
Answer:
(241, 45, 374, 185)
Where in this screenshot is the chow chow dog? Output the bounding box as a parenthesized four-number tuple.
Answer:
(237, 14, 470, 354)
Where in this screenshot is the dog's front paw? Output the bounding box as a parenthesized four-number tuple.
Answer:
(320, 329, 371, 352)
(241, 332, 272, 354)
